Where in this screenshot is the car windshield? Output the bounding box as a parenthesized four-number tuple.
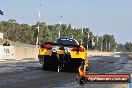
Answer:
(55, 38, 79, 45)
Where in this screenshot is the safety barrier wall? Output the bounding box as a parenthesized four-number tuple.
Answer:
(14, 47, 39, 59)
(87, 51, 114, 56)
(0, 45, 39, 60)
(0, 45, 130, 60)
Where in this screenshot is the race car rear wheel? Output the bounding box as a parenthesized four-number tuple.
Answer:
(66, 59, 83, 72)
(42, 53, 61, 71)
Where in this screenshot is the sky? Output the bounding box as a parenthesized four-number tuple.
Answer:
(0, 0, 132, 44)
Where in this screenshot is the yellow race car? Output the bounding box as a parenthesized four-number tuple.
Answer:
(38, 38, 89, 73)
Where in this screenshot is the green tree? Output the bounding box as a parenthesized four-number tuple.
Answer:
(125, 42, 132, 52)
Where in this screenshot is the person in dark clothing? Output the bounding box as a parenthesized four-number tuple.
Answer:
(3, 41, 11, 46)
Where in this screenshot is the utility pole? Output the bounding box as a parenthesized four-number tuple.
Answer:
(59, 16, 62, 38)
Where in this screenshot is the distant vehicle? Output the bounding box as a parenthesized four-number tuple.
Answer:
(128, 55, 132, 59)
(114, 55, 120, 58)
(38, 38, 89, 73)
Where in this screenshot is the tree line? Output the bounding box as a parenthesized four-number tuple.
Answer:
(0, 19, 131, 52)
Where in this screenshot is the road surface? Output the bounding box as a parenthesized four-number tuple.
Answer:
(0, 56, 131, 88)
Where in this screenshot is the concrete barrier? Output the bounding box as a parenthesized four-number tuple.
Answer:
(0, 46, 39, 60)
(0, 45, 130, 60)
(87, 51, 114, 57)
(14, 47, 39, 60)
(0, 45, 4, 58)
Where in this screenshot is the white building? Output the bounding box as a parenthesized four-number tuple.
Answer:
(0, 32, 4, 39)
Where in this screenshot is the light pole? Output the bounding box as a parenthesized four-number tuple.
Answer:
(92, 37, 93, 49)
(58, 16, 62, 38)
(81, 28, 83, 44)
(87, 32, 89, 50)
(109, 42, 110, 52)
(100, 36, 103, 52)
(36, 3, 41, 45)
(101, 42, 103, 52)
(71, 22, 75, 39)
(36, 25, 39, 45)
(96, 36, 98, 50)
